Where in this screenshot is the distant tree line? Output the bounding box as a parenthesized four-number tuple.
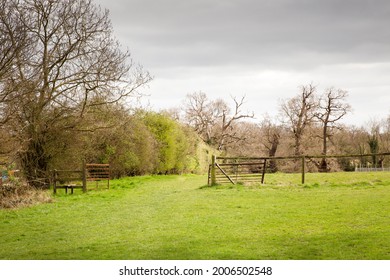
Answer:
(2, 0, 390, 190)
(176, 85, 390, 173)
(1, 100, 214, 180)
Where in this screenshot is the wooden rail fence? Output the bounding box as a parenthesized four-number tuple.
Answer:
(208, 152, 390, 186)
(53, 162, 110, 194)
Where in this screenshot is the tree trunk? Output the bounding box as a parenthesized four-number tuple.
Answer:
(19, 129, 50, 189)
(319, 124, 329, 172)
(319, 158, 328, 173)
(293, 135, 302, 171)
(268, 134, 279, 173)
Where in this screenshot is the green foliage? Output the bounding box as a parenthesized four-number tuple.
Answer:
(85, 113, 159, 177)
(140, 111, 207, 174)
(45, 107, 212, 178)
(368, 135, 380, 166)
(142, 112, 183, 173)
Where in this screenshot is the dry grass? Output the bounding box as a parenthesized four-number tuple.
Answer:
(0, 180, 52, 209)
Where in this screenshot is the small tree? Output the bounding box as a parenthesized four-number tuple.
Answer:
(367, 121, 381, 168)
(184, 92, 254, 151)
(258, 116, 282, 172)
(315, 88, 351, 172)
(280, 84, 317, 157)
(184, 92, 215, 144)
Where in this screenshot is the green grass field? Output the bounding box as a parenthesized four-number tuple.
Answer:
(0, 172, 389, 260)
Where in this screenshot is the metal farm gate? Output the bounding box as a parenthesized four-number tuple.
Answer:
(208, 156, 267, 186)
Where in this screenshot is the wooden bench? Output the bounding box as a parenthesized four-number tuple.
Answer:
(52, 169, 86, 194)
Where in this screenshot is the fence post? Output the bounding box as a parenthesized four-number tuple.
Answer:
(107, 164, 110, 190)
(53, 169, 57, 194)
(82, 160, 87, 193)
(261, 158, 267, 184)
(301, 156, 306, 184)
(210, 155, 217, 186)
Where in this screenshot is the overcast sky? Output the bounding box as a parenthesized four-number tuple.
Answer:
(94, 0, 390, 126)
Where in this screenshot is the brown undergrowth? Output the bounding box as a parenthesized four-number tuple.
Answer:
(0, 180, 52, 209)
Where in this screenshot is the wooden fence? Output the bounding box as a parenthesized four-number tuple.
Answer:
(208, 152, 390, 186)
(85, 163, 110, 189)
(355, 167, 390, 172)
(53, 162, 110, 194)
(208, 156, 267, 185)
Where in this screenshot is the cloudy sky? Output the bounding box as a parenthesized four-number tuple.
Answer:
(94, 0, 390, 126)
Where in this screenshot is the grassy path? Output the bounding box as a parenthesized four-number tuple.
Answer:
(1, 173, 389, 259)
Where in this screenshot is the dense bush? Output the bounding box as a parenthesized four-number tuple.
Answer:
(43, 107, 212, 178)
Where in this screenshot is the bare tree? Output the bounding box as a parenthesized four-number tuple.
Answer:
(280, 84, 317, 156)
(258, 115, 282, 172)
(381, 115, 390, 153)
(0, 0, 28, 124)
(184, 92, 254, 151)
(216, 96, 255, 151)
(184, 92, 214, 143)
(315, 88, 351, 171)
(0, 0, 25, 77)
(0, 0, 151, 187)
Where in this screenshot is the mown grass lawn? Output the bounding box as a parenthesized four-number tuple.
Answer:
(0, 172, 389, 260)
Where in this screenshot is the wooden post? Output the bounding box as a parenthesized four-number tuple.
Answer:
(261, 159, 267, 184)
(207, 164, 211, 186)
(301, 156, 306, 184)
(107, 164, 110, 189)
(235, 158, 238, 184)
(210, 155, 217, 186)
(82, 160, 87, 193)
(53, 169, 57, 194)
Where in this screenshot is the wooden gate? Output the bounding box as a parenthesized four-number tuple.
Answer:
(208, 156, 267, 186)
(85, 163, 110, 190)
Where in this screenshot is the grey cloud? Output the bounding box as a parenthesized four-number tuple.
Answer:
(100, 0, 390, 72)
(93, 0, 390, 125)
